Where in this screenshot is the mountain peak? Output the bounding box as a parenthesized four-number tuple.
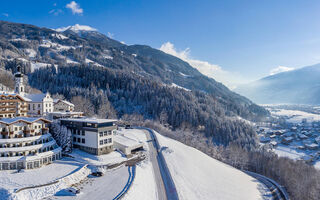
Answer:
(55, 24, 97, 33)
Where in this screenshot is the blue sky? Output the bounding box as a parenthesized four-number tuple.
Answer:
(1, 0, 320, 87)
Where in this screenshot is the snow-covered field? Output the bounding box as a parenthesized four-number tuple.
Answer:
(154, 131, 270, 200)
(269, 108, 320, 123)
(273, 145, 307, 160)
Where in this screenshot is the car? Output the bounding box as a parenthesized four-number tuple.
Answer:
(66, 187, 80, 194)
(92, 171, 103, 177)
(125, 124, 131, 129)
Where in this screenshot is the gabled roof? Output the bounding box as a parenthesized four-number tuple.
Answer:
(24, 93, 47, 102)
(0, 117, 51, 125)
(56, 99, 74, 107)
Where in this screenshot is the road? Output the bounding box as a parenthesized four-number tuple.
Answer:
(139, 128, 179, 200)
(245, 171, 289, 200)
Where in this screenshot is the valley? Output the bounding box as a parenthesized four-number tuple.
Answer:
(258, 104, 320, 169)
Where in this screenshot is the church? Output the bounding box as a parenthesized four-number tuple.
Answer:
(0, 66, 54, 118)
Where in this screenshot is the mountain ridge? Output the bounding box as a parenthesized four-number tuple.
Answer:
(236, 63, 320, 104)
(0, 20, 269, 148)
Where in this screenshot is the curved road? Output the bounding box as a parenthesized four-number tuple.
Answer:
(245, 171, 289, 200)
(136, 127, 179, 200)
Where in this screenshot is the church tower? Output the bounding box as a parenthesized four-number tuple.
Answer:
(14, 66, 25, 95)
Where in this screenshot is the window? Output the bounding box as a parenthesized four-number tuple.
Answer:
(15, 127, 17, 131)
(99, 140, 103, 145)
(73, 137, 76, 142)
(104, 131, 108, 136)
(82, 130, 85, 136)
(108, 130, 112, 135)
(77, 138, 80, 143)
(104, 139, 108, 144)
(82, 138, 85, 144)
(38, 104, 40, 108)
(99, 132, 103, 137)
(108, 138, 112, 143)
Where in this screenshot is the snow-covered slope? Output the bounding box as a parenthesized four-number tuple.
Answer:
(154, 131, 269, 200)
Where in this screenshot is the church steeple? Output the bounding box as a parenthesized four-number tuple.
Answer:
(14, 66, 25, 95)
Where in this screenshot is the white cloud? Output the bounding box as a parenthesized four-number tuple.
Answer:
(2, 13, 9, 17)
(160, 42, 246, 89)
(66, 1, 83, 15)
(269, 66, 295, 75)
(107, 32, 114, 38)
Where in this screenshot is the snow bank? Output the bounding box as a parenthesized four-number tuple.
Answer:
(118, 129, 158, 200)
(12, 164, 90, 200)
(123, 160, 157, 200)
(154, 131, 267, 200)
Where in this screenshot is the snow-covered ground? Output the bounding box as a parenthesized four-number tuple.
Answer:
(49, 166, 129, 200)
(273, 145, 307, 160)
(0, 158, 84, 191)
(117, 128, 158, 200)
(69, 149, 127, 166)
(154, 131, 270, 200)
(269, 108, 320, 123)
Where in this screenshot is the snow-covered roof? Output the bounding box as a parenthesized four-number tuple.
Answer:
(114, 134, 142, 148)
(0, 92, 29, 101)
(60, 118, 117, 124)
(24, 93, 47, 102)
(55, 99, 74, 107)
(0, 117, 51, 125)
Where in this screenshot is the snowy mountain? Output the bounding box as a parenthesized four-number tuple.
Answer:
(55, 24, 97, 33)
(0, 20, 269, 147)
(236, 63, 320, 104)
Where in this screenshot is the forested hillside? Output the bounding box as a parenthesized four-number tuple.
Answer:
(0, 20, 270, 148)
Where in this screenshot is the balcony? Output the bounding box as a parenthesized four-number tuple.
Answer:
(0, 111, 15, 114)
(0, 105, 16, 109)
(23, 130, 34, 134)
(1, 132, 8, 136)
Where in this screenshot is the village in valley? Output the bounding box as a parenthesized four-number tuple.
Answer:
(258, 105, 320, 168)
(0, 66, 149, 199)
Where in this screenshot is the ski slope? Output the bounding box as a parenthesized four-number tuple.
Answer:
(154, 131, 270, 200)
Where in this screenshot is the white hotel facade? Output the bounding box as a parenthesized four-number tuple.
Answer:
(0, 117, 61, 170)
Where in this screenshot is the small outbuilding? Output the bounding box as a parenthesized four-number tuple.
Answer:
(114, 134, 144, 156)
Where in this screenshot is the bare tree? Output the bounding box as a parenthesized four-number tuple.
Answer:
(71, 95, 95, 116)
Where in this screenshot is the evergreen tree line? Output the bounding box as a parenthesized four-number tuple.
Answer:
(28, 65, 258, 149)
